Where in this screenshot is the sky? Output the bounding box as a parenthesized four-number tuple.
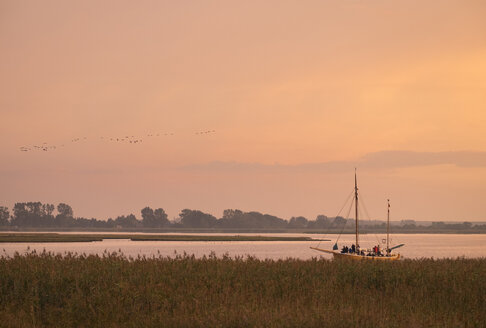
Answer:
(1, 0, 485, 222)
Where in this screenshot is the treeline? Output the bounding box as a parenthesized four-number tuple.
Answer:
(0, 203, 339, 230)
(0, 203, 170, 229)
(0, 202, 485, 231)
(398, 220, 482, 232)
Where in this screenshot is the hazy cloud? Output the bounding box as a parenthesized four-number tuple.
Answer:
(359, 151, 486, 169)
(185, 151, 486, 172)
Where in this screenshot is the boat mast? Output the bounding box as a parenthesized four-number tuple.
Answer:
(355, 168, 359, 250)
(387, 199, 390, 255)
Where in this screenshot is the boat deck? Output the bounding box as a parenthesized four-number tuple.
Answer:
(310, 247, 401, 261)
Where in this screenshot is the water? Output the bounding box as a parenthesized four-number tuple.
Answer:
(1, 233, 485, 260)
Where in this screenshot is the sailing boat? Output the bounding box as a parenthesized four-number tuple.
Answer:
(310, 170, 403, 260)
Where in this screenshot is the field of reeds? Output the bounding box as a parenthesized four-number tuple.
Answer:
(0, 252, 484, 327)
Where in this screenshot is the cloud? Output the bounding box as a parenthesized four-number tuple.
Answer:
(183, 151, 486, 172)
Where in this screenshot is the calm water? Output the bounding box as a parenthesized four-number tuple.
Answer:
(1, 233, 485, 260)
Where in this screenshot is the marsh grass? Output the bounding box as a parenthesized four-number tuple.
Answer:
(0, 233, 103, 243)
(0, 233, 319, 243)
(0, 252, 484, 327)
(128, 235, 319, 241)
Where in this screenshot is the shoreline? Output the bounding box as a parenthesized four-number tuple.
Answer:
(0, 233, 327, 243)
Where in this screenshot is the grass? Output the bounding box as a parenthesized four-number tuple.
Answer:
(0, 233, 323, 243)
(0, 233, 103, 243)
(0, 252, 484, 327)
(128, 235, 322, 242)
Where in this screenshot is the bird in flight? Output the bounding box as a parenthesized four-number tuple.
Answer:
(19, 129, 216, 152)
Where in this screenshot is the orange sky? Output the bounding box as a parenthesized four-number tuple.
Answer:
(1, 1, 485, 221)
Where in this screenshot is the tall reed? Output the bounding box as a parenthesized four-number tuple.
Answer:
(0, 251, 484, 327)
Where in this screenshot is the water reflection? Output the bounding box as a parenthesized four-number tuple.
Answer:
(1, 233, 485, 259)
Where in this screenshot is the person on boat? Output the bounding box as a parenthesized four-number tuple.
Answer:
(350, 244, 356, 253)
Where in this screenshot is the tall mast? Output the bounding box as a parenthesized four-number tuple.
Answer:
(387, 199, 390, 255)
(355, 168, 359, 250)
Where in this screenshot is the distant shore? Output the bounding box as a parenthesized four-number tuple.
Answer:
(1, 227, 486, 234)
(3, 203, 485, 236)
(0, 230, 484, 244)
(0, 233, 327, 243)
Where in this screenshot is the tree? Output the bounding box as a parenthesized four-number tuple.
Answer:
(11, 203, 28, 226)
(222, 209, 243, 220)
(141, 207, 169, 228)
(259, 213, 288, 229)
(217, 209, 287, 229)
(154, 208, 169, 227)
(308, 215, 331, 229)
(431, 222, 446, 230)
(43, 204, 55, 217)
(0, 206, 9, 226)
(179, 209, 217, 228)
(288, 216, 308, 229)
(11, 202, 55, 227)
(141, 207, 156, 227)
(115, 214, 140, 228)
(57, 203, 73, 218)
(106, 218, 116, 228)
(333, 216, 347, 227)
(55, 203, 74, 227)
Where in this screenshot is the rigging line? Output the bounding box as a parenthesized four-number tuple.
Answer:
(358, 204, 381, 246)
(335, 194, 355, 245)
(387, 202, 397, 246)
(336, 189, 355, 219)
(315, 189, 354, 249)
(358, 190, 373, 221)
(358, 190, 382, 245)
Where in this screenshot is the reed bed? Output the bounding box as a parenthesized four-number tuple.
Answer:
(128, 235, 317, 242)
(0, 233, 103, 243)
(0, 252, 484, 327)
(0, 233, 317, 243)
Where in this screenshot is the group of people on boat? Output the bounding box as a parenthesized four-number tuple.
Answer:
(340, 244, 364, 256)
(341, 244, 389, 257)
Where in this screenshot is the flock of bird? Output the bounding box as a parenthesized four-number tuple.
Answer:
(19, 130, 216, 152)
(195, 130, 216, 135)
(19, 144, 60, 152)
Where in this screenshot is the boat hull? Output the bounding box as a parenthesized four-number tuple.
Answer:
(310, 247, 400, 261)
(332, 252, 400, 261)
